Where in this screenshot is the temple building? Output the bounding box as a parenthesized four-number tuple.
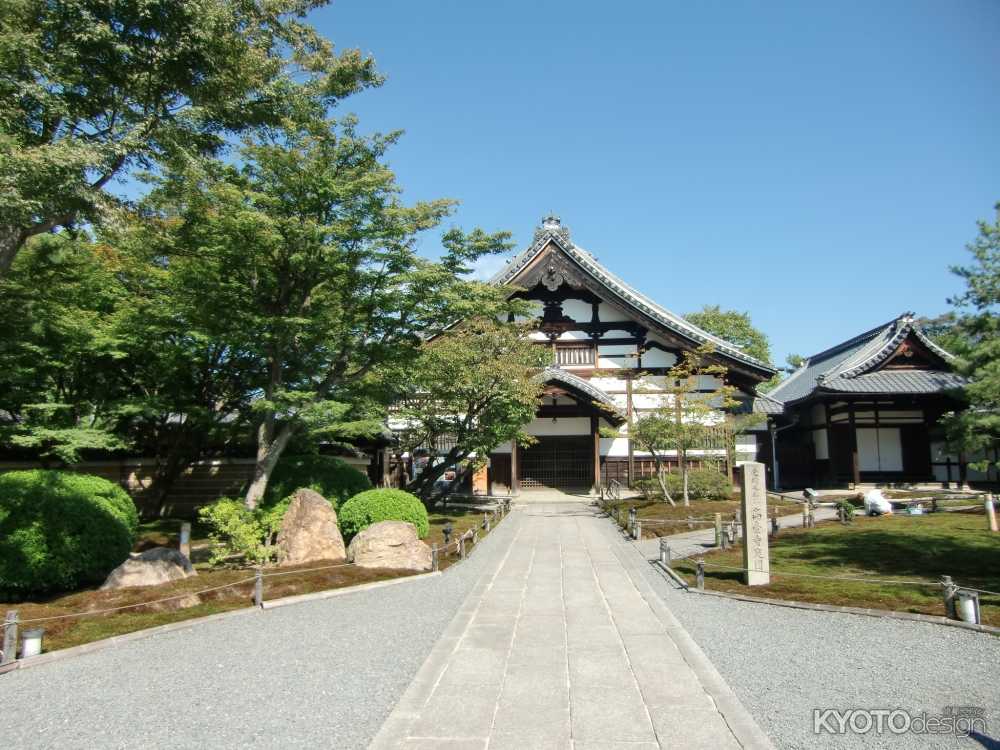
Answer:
(760, 314, 972, 488)
(479, 216, 776, 494)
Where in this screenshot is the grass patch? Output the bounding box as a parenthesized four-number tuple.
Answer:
(427, 505, 508, 570)
(672, 510, 1000, 627)
(606, 495, 802, 538)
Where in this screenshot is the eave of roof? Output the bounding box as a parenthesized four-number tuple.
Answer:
(492, 223, 776, 378)
(537, 367, 625, 425)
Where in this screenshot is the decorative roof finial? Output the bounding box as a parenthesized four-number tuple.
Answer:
(541, 213, 561, 230)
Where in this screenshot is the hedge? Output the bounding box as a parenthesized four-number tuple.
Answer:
(636, 468, 732, 501)
(0, 470, 139, 595)
(338, 488, 429, 541)
(263, 454, 371, 510)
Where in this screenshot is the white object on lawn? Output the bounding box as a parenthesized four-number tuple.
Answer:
(863, 489, 893, 516)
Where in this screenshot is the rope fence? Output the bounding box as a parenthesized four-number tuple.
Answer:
(1, 498, 516, 666)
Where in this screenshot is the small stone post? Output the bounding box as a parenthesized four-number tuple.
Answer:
(459, 534, 466, 560)
(838, 505, 846, 524)
(714, 513, 723, 547)
(634, 520, 642, 541)
(986, 495, 998, 533)
(802, 506, 809, 528)
(659, 538, 671, 566)
(254, 568, 264, 608)
(740, 462, 770, 586)
(431, 545, 439, 571)
(2, 610, 18, 666)
(696, 559, 705, 590)
(941, 575, 957, 619)
(179, 521, 192, 560)
(770, 510, 779, 538)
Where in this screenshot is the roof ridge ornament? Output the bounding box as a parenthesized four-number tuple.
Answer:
(534, 213, 572, 245)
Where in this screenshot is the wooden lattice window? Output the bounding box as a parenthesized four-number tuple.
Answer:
(555, 344, 595, 366)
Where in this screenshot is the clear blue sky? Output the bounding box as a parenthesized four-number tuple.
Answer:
(311, 0, 999, 366)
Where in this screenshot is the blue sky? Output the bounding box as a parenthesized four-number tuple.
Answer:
(314, 1, 999, 366)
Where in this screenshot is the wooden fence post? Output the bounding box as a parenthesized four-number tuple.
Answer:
(179, 521, 192, 560)
(714, 513, 723, 547)
(941, 575, 957, 620)
(634, 520, 642, 541)
(2, 610, 18, 666)
(659, 538, 671, 566)
(986, 494, 998, 533)
(432, 545, 439, 571)
(254, 568, 264, 608)
(696, 559, 705, 590)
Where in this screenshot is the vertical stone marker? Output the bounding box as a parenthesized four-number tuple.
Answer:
(740, 462, 770, 586)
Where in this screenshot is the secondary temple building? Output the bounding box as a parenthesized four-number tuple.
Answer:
(479, 216, 776, 494)
(760, 314, 972, 488)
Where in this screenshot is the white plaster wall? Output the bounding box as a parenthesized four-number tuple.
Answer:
(524, 416, 591, 436)
(857, 428, 903, 472)
(561, 299, 592, 321)
(642, 349, 676, 368)
(598, 302, 631, 322)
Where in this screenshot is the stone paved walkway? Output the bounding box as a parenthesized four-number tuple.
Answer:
(371, 501, 773, 749)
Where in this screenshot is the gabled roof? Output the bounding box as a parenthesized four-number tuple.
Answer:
(492, 217, 776, 379)
(536, 367, 625, 425)
(765, 313, 964, 407)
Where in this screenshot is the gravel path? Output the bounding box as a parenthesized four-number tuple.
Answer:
(0, 511, 524, 750)
(628, 540, 1000, 749)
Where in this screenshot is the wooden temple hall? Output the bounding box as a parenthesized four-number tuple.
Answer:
(476, 216, 776, 494)
(759, 314, 973, 488)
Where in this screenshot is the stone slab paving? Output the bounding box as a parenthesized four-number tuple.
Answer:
(371, 501, 774, 749)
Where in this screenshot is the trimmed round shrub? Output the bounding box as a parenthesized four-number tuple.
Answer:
(338, 489, 429, 541)
(263, 454, 371, 510)
(0, 470, 139, 595)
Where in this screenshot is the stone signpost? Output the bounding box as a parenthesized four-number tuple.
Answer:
(740, 462, 770, 586)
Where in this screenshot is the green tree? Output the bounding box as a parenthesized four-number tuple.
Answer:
(127, 122, 515, 509)
(631, 345, 738, 506)
(941, 204, 1000, 473)
(0, 0, 378, 274)
(785, 353, 806, 370)
(683, 305, 773, 364)
(393, 318, 549, 501)
(0, 233, 128, 462)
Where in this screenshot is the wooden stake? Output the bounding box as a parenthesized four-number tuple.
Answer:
(696, 559, 705, 590)
(2, 610, 17, 666)
(254, 568, 264, 608)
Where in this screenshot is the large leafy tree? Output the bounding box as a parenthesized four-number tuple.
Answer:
(393, 318, 548, 501)
(683, 305, 772, 364)
(0, 0, 378, 274)
(127, 121, 515, 508)
(941, 204, 1000, 473)
(0, 233, 128, 462)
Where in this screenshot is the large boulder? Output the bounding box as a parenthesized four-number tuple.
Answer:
(347, 520, 433, 572)
(276, 488, 347, 566)
(101, 547, 196, 590)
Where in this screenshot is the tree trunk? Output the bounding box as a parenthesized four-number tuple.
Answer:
(655, 466, 677, 507)
(0, 225, 25, 276)
(244, 420, 295, 510)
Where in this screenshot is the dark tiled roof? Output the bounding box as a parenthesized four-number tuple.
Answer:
(537, 367, 625, 424)
(493, 221, 776, 377)
(752, 393, 786, 415)
(763, 313, 965, 408)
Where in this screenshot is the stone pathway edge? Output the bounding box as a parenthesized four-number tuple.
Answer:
(608, 519, 777, 750)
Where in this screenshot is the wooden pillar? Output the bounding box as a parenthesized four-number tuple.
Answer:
(510, 439, 520, 496)
(591, 415, 601, 494)
(626, 374, 635, 487)
(381, 448, 392, 488)
(848, 401, 860, 487)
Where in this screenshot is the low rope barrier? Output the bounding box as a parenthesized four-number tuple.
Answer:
(698, 561, 1000, 594)
(17, 576, 260, 624)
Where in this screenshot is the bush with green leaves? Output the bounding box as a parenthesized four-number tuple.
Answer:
(338, 489, 429, 541)
(263, 455, 371, 510)
(634, 469, 732, 501)
(198, 498, 289, 567)
(0, 470, 139, 595)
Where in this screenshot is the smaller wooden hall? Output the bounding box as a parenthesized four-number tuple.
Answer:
(760, 313, 970, 488)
